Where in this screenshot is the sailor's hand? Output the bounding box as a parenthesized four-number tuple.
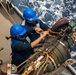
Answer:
(41, 31, 49, 37)
(34, 27, 43, 33)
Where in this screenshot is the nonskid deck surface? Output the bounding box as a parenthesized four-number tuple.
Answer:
(0, 3, 23, 64)
(0, 6, 12, 64)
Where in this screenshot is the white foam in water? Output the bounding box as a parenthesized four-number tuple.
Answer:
(71, 51, 76, 58)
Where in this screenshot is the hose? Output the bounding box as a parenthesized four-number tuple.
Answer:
(48, 55, 57, 69)
(36, 52, 48, 75)
(48, 29, 59, 35)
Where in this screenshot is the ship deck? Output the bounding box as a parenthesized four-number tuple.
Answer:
(0, 2, 23, 64)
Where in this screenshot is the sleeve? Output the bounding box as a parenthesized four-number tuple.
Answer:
(14, 42, 33, 52)
(40, 20, 49, 30)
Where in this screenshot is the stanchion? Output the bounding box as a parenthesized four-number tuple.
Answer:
(0, 0, 16, 24)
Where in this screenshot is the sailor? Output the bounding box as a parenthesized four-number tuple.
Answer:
(71, 32, 76, 51)
(69, 32, 76, 59)
(6, 24, 48, 66)
(21, 7, 50, 42)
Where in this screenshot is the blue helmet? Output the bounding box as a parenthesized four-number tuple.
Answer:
(10, 24, 26, 37)
(23, 8, 37, 21)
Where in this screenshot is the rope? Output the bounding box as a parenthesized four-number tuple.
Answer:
(48, 29, 59, 35)
(0, 1, 16, 24)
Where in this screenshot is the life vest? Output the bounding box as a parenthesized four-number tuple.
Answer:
(21, 19, 41, 42)
(11, 38, 32, 66)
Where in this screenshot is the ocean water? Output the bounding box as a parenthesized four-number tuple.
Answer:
(11, 0, 76, 27)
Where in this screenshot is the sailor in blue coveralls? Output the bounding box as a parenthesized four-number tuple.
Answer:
(6, 24, 49, 66)
(21, 8, 49, 42)
(71, 32, 76, 52)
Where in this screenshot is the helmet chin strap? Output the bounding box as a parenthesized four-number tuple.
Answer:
(17, 36, 25, 41)
(26, 21, 35, 26)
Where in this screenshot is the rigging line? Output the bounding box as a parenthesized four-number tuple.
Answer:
(0, 2, 16, 24)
